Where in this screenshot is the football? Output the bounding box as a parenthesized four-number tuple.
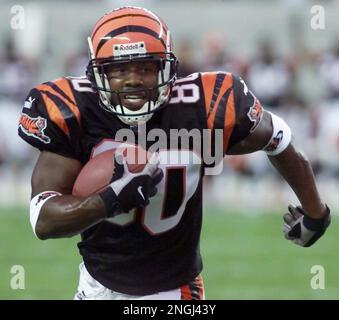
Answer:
(72, 145, 151, 197)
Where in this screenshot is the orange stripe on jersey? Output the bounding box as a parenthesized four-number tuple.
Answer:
(201, 72, 217, 118)
(196, 274, 204, 299)
(53, 78, 81, 124)
(37, 79, 81, 125)
(204, 73, 233, 130)
(180, 274, 204, 300)
(40, 92, 69, 136)
(222, 89, 236, 152)
(180, 284, 193, 300)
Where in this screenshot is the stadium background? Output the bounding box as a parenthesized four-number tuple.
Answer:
(0, 0, 338, 299)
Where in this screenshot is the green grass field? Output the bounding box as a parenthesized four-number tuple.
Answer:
(0, 206, 338, 300)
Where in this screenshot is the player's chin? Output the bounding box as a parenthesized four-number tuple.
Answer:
(121, 97, 147, 111)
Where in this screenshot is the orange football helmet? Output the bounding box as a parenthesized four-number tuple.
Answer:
(87, 6, 178, 125)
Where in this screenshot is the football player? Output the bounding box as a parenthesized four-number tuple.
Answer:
(18, 6, 330, 300)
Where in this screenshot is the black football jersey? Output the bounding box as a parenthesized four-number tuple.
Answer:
(18, 72, 263, 295)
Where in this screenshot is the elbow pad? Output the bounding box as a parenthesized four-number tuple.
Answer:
(30, 191, 62, 237)
(263, 112, 292, 156)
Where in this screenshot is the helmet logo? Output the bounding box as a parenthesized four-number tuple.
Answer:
(113, 42, 147, 56)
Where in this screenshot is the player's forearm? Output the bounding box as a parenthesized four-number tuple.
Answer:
(268, 142, 327, 219)
(36, 194, 107, 239)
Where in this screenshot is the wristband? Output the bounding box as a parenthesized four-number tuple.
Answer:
(99, 187, 122, 217)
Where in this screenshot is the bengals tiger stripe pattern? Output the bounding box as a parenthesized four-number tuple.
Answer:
(201, 72, 236, 153)
(180, 274, 204, 300)
(36, 78, 81, 140)
(90, 7, 171, 59)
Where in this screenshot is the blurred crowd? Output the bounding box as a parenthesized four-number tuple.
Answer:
(1, 31, 339, 208)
